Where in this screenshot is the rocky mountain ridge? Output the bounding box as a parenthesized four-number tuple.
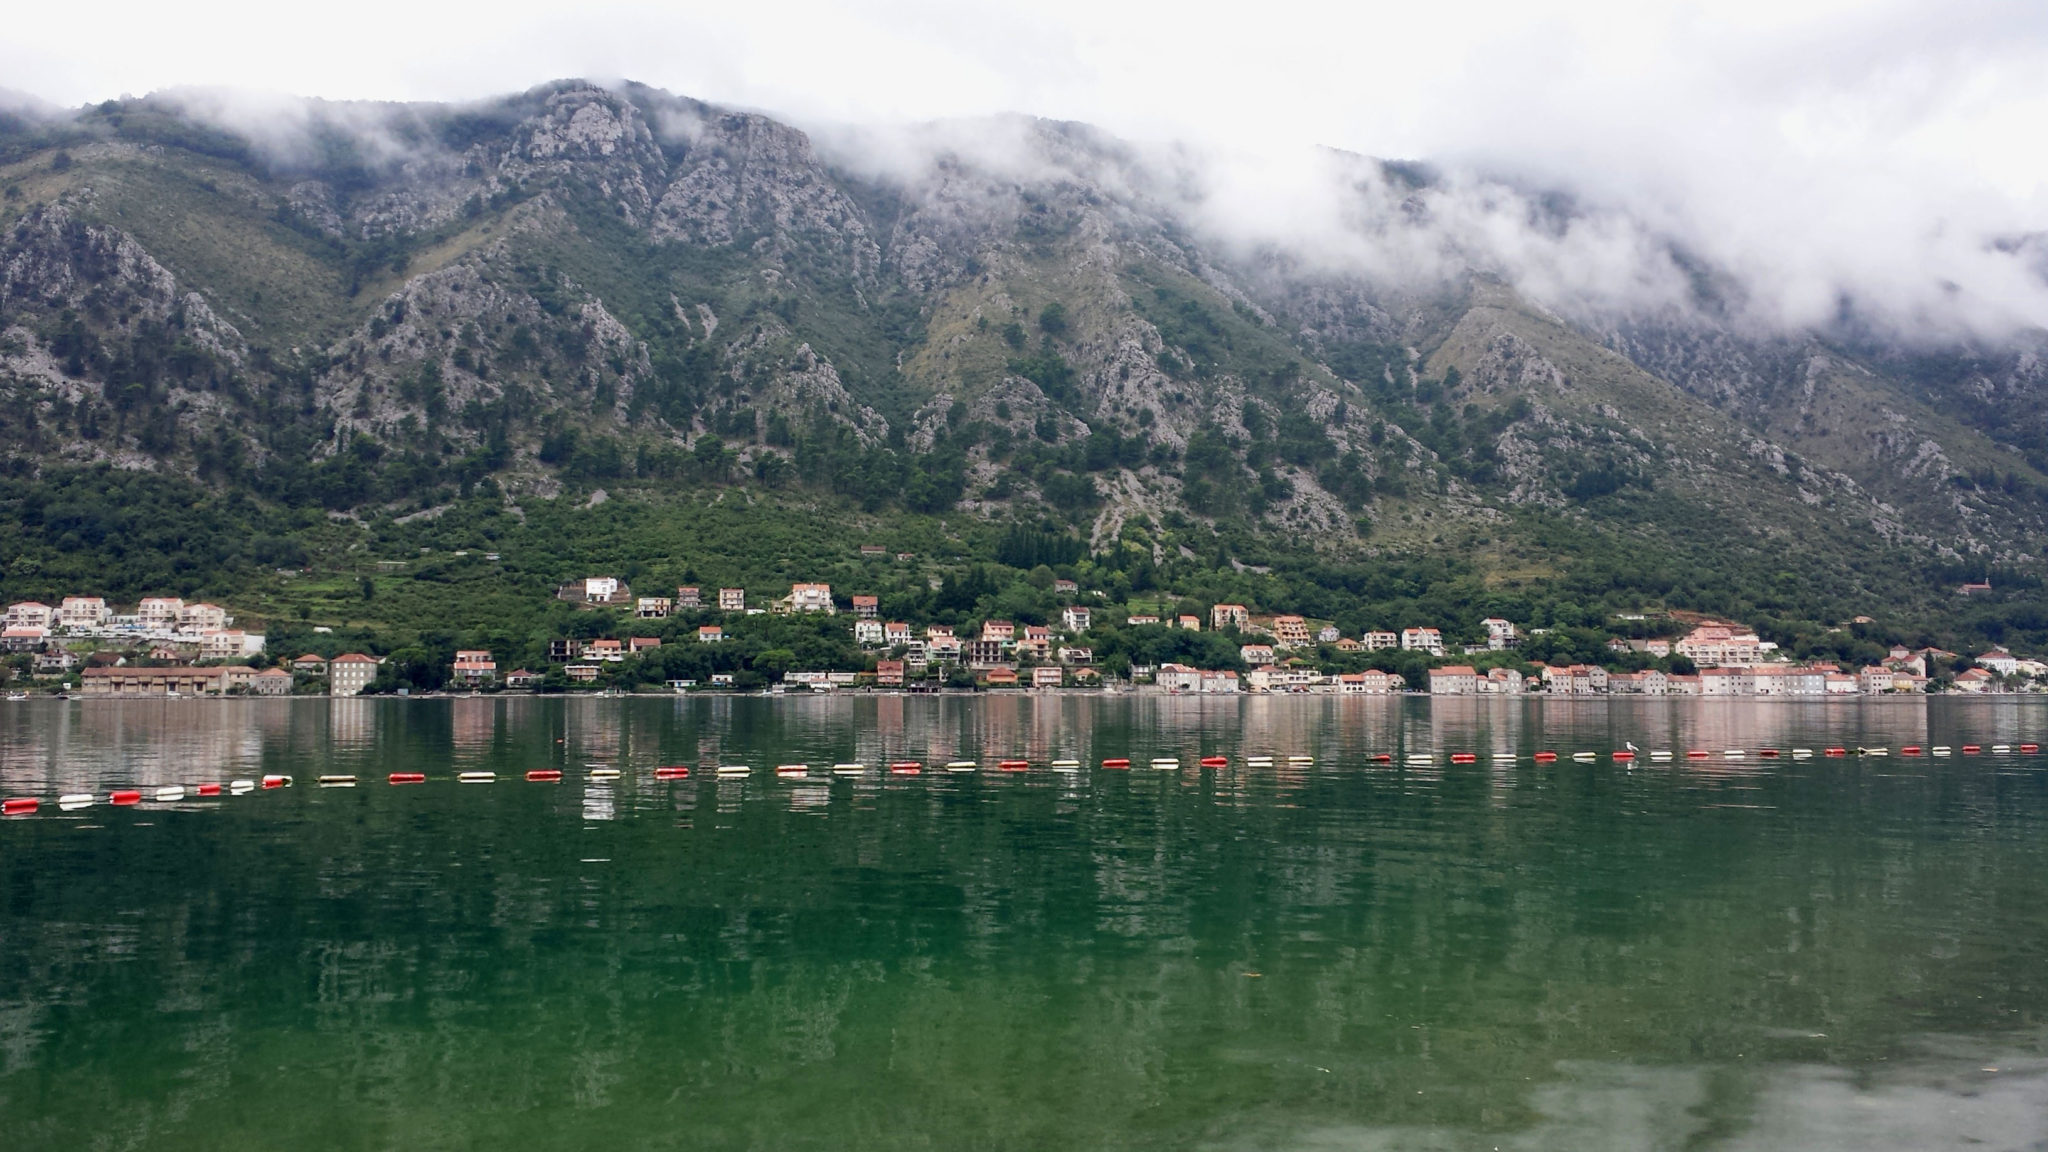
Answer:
(2, 79, 2046, 619)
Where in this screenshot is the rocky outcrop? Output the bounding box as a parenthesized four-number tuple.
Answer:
(652, 113, 879, 280)
(0, 204, 245, 366)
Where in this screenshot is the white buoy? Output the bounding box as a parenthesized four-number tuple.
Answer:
(59, 792, 93, 810)
(944, 761, 978, 773)
(229, 779, 255, 794)
(457, 771, 495, 784)
(154, 785, 187, 801)
(317, 775, 357, 788)
(832, 763, 865, 775)
(716, 765, 751, 777)
(1051, 759, 1081, 772)
(1149, 758, 1180, 769)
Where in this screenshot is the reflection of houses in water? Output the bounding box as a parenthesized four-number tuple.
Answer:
(566, 698, 623, 763)
(451, 697, 495, 756)
(0, 700, 273, 791)
(1333, 693, 1405, 752)
(864, 694, 905, 761)
(1425, 696, 1531, 757)
(329, 698, 374, 748)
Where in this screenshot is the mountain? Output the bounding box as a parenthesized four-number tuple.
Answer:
(2, 79, 2046, 654)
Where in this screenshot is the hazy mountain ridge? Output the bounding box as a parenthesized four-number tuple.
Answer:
(2, 79, 2046, 611)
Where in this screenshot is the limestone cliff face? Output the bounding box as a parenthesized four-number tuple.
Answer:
(652, 112, 881, 282)
(0, 204, 245, 366)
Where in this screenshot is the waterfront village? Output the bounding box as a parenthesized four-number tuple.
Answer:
(3, 574, 2041, 698)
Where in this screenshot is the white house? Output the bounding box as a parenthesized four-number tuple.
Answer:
(199, 630, 265, 660)
(329, 653, 379, 696)
(178, 603, 229, 633)
(777, 583, 836, 614)
(1061, 606, 1092, 633)
(1676, 621, 1764, 666)
(854, 620, 885, 646)
(58, 597, 110, 629)
(138, 597, 185, 628)
(1480, 667, 1526, 694)
(1428, 665, 1479, 695)
(1481, 618, 1518, 649)
(1976, 647, 2020, 676)
(5, 602, 53, 629)
(1401, 627, 1444, 655)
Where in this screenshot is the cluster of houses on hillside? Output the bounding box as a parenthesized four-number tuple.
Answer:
(4, 597, 267, 684)
(1423, 624, 2039, 696)
(541, 580, 2047, 696)
(20, 576, 2028, 698)
(0, 596, 415, 698)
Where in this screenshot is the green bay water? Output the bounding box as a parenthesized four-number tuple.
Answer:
(2, 694, 2047, 1150)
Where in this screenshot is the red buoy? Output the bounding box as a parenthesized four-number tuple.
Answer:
(1824, 747, 1848, 757)
(1533, 751, 1558, 763)
(654, 765, 691, 780)
(1100, 758, 1131, 769)
(2, 798, 37, 815)
(1687, 750, 1710, 760)
(1757, 749, 1779, 758)
(389, 773, 426, 785)
(1901, 746, 1922, 755)
(2023, 744, 2040, 754)
(999, 760, 1030, 771)
(1962, 744, 1982, 754)
(888, 762, 922, 775)
(261, 775, 289, 789)
(1450, 752, 1478, 764)
(110, 790, 142, 805)
(196, 782, 222, 796)
(1198, 756, 1228, 768)
(526, 769, 563, 782)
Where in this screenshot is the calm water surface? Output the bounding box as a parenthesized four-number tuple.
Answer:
(2, 695, 2047, 1150)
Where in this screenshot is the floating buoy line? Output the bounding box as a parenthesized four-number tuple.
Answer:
(2, 744, 2040, 820)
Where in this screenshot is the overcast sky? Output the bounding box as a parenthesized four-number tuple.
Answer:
(7, 0, 2048, 335)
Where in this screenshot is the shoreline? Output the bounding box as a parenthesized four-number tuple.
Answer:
(25, 689, 2048, 702)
